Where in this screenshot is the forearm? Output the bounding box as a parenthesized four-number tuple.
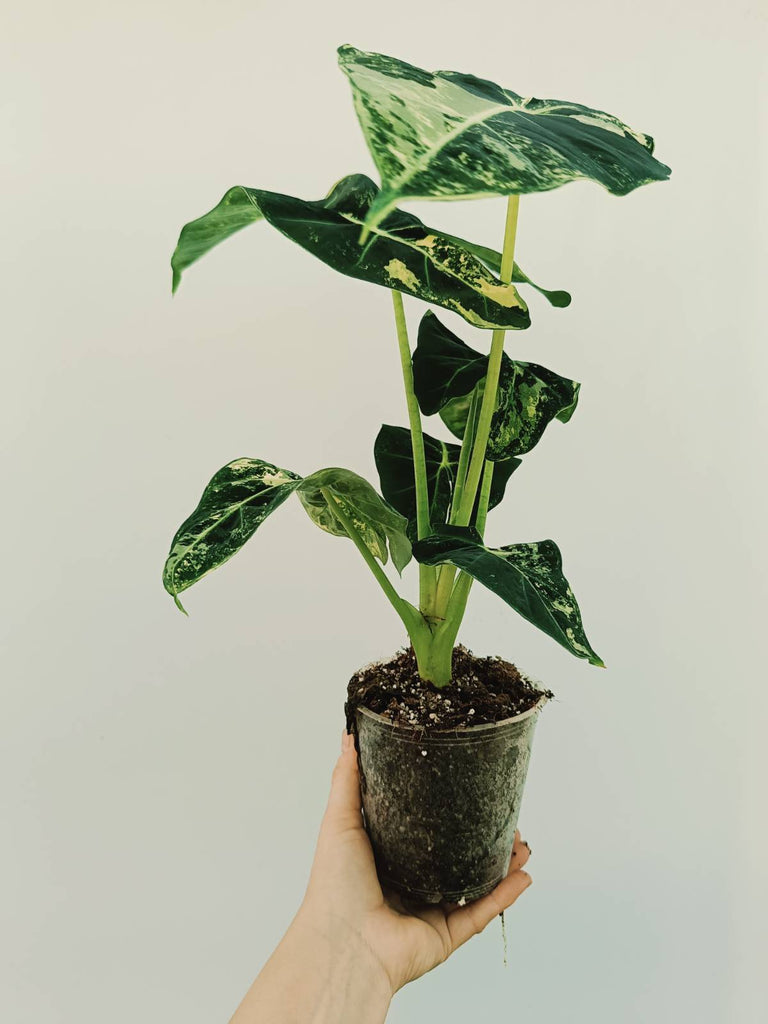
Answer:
(229, 907, 392, 1024)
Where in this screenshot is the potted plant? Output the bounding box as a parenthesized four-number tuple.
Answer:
(163, 45, 670, 904)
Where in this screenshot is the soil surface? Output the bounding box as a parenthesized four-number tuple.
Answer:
(345, 645, 552, 731)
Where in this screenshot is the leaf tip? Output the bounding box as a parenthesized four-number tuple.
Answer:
(172, 592, 189, 615)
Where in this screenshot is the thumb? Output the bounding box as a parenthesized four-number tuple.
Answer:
(321, 731, 363, 834)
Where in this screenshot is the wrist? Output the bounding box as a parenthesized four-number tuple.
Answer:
(291, 904, 393, 1022)
(232, 906, 392, 1024)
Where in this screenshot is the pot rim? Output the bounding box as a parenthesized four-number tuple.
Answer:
(355, 685, 550, 737)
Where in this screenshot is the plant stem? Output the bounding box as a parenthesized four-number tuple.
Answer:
(449, 383, 482, 526)
(321, 486, 437, 674)
(475, 459, 495, 536)
(391, 290, 436, 615)
(433, 460, 495, 629)
(455, 195, 520, 527)
(430, 384, 481, 616)
(320, 487, 409, 624)
(433, 198, 520, 623)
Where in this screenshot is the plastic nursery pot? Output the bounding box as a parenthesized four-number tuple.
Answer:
(354, 690, 549, 905)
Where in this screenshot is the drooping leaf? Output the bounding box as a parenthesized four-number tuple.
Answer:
(511, 263, 571, 308)
(298, 467, 411, 574)
(338, 44, 671, 236)
(413, 526, 603, 666)
(374, 424, 519, 538)
(163, 458, 412, 610)
(163, 458, 301, 611)
(170, 174, 529, 330)
(171, 186, 264, 293)
(170, 184, 568, 308)
(413, 311, 580, 459)
(436, 231, 572, 307)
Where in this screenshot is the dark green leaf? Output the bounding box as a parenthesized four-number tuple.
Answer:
(413, 526, 603, 666)
(338, 44, 671, 236)
(170, 174, 529, 330)
(413, 311, 580, 459)
(298, 467, 411, 574)
(163, 458, 301, 611)
(436, 231, 571, 307)
(374, 425, 520, 538)
(374, 425, 453, 536)
(413, 311, 488, 416)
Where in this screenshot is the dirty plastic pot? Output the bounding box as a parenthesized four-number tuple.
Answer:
(354, 690, 548, 904)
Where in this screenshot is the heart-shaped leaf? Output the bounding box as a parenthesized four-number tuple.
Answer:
(374, 424, 520, 538)
(413, 526, 603, 666)
(413, 311, 580, 459)
(163, 458, 301, 612)
(298, 467, 411, 574)
(171, 174, 529, 331)
(338, 44, 671, 236)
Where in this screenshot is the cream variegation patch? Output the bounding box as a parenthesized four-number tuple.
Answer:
(384, 258, 421, 290)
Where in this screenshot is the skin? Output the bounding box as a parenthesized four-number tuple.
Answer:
(230, 731, 533, 1024)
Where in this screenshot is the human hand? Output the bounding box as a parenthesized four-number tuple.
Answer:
(229, 730, 533, 1024)
(299, 730, 533, 997)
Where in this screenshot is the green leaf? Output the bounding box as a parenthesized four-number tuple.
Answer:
(162, 458, 301, 611)
(374, 425, 453, 536)
(436, 231, 572, 307)
(171, 186, 264, 294)
(374, 424, 519, 538)
(413, 526, 603, 666)
(338, 44, 671, 236)
(413, 311, 580, 459)
(298, 467, 411, 574)
(170, 174, 529, 330)
(413, 311, 488, 416)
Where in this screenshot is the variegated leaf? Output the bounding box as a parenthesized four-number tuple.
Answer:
(374, 424, 520, 538)
(338, 45, 671, 236)
(413, 526, 603, 666)
(170, 183, 568, 309)
(437, 231, 571, 307)
(298, 467, 411, 574)
(413, 311, 580, 459)
(170, 174, 529, 330)
(163, 458, 301, 612)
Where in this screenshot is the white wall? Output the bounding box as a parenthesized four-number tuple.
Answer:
(2, 2, 765, 1021)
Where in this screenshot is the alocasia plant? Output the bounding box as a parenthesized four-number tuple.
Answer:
(164, 45, 669, 686)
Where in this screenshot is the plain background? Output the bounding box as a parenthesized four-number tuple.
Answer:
(2, 1, 766, 1021)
